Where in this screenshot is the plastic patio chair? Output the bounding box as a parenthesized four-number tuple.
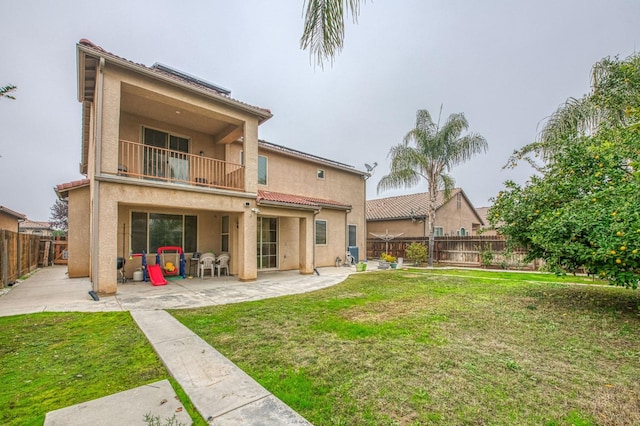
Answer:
(199, 254, 215, 278)
(215, 254, 230, 277)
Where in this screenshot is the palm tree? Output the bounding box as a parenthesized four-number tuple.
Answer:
(377, 108, 488, 266)
(300, 0, 365, 67)
(0, 84, 17, 100)
(505, 54, 640, 170)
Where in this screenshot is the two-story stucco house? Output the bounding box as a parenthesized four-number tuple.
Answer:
(366, 189, 484, 238)
(57, 39, 366, 294)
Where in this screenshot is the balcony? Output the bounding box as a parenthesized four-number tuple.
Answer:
(117, 139, 244, 191)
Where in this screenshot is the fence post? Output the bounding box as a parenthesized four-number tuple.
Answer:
(2, 235, 7, 288)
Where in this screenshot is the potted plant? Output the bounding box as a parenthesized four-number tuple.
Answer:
(379, 253, 397, 269)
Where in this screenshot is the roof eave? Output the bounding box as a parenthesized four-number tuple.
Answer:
(77, 42, 273, 123)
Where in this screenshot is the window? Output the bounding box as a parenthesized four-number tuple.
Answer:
(143, 127, 189, 181)
(434, 227, 444, 237)
(221, 215, 230, 252)
(459, 227, 467, 236)
(317, 169, 325, 179)
(131, 212, 197, 253)
(258, 155, 268, 185)
(348, 224, 357, 247)
(315, 220, 327, 245)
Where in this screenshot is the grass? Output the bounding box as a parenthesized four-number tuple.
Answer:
(0, 312, 206, 426)
(171, 269, 640, 425)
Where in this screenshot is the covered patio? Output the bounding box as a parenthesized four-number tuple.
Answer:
(0, 264, 368, 317)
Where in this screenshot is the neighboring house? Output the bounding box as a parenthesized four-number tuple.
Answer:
(56, 39, 366, 294)
(19, 220, 54, 236)
(0, 206, 26, 232)
(474, 206, 499, 236)
(366, 189, 484, 238)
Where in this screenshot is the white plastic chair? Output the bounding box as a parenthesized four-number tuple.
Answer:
(199, 254, 215, 278)
(215, 254, 230, 277)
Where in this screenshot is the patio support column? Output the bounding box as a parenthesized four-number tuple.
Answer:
(94, 184, 119, 294)
(299, 215, 314, 274)
(238, 210, 257, 281)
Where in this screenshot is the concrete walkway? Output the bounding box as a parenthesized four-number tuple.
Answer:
(1, 264, 365, 424)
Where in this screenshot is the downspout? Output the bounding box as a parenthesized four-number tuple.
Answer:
(313, 208, 321, 275)
(91, 57, 105, 292)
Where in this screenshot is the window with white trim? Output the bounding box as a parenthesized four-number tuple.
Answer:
(458, 227, 467, 236)
(317, 169, 325, 179)
(434, 227, 444, 237)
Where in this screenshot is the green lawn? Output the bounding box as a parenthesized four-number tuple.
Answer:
(0, 312, 206, 426)
(171, 269, 640, 425)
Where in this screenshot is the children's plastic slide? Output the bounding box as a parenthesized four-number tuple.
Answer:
(146, 264, 168, 286)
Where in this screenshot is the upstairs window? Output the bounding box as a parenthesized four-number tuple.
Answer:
(258, 155, 268, 185)
(317, 169, 325, 179)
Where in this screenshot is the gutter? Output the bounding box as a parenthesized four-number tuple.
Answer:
(313, 208, 321, 275)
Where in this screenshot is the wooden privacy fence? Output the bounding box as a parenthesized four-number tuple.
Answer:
(0, 230, 42, 287)
(367, 236, 538, 270)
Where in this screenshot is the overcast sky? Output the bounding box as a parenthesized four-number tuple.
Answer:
(1, 1, 639, 221)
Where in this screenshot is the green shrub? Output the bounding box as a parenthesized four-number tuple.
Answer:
(405, 242, 427, 265)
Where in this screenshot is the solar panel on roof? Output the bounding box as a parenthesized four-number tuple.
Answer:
(152, 63, 231, 95)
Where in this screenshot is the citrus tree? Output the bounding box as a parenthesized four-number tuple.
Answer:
(490, 54, 640, 288)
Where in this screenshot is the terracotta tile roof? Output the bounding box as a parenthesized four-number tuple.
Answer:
(366, 188, 464, 220)
(257, 190, 351, 210)
(78, 39, 271, 118)
(56, 179, 90, 192)
(0, 206, 26, 220)
(55, 179, 90, 199)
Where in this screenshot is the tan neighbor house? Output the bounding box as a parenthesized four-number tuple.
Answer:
(366, 189, 484, 238)
(56, 39, 366, 295)
(0, 206, 26, 232)
(19, 220, 55, 236)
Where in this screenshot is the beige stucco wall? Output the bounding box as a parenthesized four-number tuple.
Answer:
(67, 186, 90, 278)
(0, 212, 19, 232)
(256, 146, 367, 266)
(436, 193, 483, 235)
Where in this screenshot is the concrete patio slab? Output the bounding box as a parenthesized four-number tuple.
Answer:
(44, 379, 192, 426)
(131, 310, 311, 425)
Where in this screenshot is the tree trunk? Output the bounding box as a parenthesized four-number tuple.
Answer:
(427, 182, 437, 267)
